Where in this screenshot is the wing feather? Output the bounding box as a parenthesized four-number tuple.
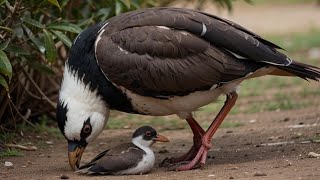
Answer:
(96, 8, 284, 97)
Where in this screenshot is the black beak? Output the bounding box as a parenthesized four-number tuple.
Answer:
(68, 140, 87, 171)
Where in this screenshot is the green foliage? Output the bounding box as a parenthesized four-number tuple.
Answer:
(17, 115, 63, 139)
(0, 0, 243, 130)
(0, 148, 24, 158)
(265, 29, 320, 52)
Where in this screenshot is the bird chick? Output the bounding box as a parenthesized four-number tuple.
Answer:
(77, 126, 169, 175)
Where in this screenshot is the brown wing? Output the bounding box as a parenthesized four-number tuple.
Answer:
(96, 8, 287, 97)
(81, 143, 144, 174)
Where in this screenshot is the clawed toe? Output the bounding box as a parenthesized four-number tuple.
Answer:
(159, 157, 173, 167)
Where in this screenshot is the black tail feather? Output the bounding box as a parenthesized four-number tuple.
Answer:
(279, 61, 320, 81)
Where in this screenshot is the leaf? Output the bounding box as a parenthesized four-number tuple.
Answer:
(0, 74, 9, 91)
(47, 0, 61, 10)
(22, 24, 46, 53)
(29, 61, 55, 75)
(0, 0, 6, 5)
(21, 17, 45, 29)
(120, 0, 131, 9)
(43, 29, 56, 63)
(0, 26, 13, 32)
(96, 8, 111, 21)
(50, 30, 72, 48)
(0, 50, 12, 81)
(115, 0, 123, 16)
(47, 22, 82, 34)
(0, 38, 10, 50)
(4, 45, 30, 55)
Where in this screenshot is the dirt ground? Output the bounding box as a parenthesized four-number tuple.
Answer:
(1, 2, 320, 180)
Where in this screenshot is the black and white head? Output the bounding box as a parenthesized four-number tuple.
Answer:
(131, 126, 170, 148)
(56, 64, 110, 171)
(56, 22, 111, 171)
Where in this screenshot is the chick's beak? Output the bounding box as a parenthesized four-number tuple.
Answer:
(68, 140, 86, 171)
(154, 134, 170, 143)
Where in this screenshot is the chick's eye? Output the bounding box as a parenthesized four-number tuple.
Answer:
(145, 131, 151, 137)
(83, 124, 91, 134)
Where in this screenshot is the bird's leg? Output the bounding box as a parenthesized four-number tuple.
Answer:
(180, 115, 205, 161)
(176, 92, 238, 171)
(160, 115, 205, 166)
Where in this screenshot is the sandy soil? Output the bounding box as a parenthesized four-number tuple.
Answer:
(2, 106, 320, 180)
(1, 2, 320, 180)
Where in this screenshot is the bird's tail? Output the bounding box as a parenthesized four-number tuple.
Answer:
(271, 61, 320, 81)
(76, 149, 110, 174)
(76, 165, 93, 174)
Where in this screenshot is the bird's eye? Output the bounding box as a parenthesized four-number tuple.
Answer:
(83, 124, 91, 134)
(145, 131, 151, 137)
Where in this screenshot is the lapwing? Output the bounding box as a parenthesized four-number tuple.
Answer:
(56, 7, 320, 171)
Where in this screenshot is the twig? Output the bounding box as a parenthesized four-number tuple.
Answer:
(23, 87, 42, 100)
(21, 67, 56, 109)
(2, 0, 21, 39)
(8, 95, 17, 129)
(7, 94, 36, 128)
(5, 143, 37, 151)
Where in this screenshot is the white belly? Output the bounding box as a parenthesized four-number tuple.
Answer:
(121, 67, 276, 118)
(121, 80, 241, 117)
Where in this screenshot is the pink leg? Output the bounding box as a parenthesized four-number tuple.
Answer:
(160, 115, 205, 166)
(176, 92, 238, 171)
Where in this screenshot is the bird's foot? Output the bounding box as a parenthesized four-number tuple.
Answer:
(159, 139, 204, 167)
(160, 140, 212, 171)
(174, 145, 210, 171)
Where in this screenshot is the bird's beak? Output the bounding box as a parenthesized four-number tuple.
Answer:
(153, 134, 170, 143)
(68, 140, 86, 171)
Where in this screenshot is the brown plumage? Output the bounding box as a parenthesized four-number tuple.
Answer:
(96, 7, 319, 97)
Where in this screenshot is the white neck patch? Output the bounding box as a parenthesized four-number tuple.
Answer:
(132, 135, 154, 149)
(59, 63, 110, 142)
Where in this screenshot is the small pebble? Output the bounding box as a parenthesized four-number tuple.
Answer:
(4, 161, 13, 167)
(60, 174, 69, 179)
(308, 152, 320, 158)
(45, 141, 54, 145)
(229, 167, 238, 170)
(254, 171, 267, 176)
(208, 174, 215, 177)
(158, 149, 169, 154)
(283, 117, 290, 122)
(292, 133, 302, 139)
(229, 176, 234, 179)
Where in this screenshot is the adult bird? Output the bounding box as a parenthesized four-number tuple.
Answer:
(77, 126, 169, 175)
(56, 7, 320, 171)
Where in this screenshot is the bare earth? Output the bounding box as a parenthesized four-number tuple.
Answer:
(1, 3, 320, 180)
